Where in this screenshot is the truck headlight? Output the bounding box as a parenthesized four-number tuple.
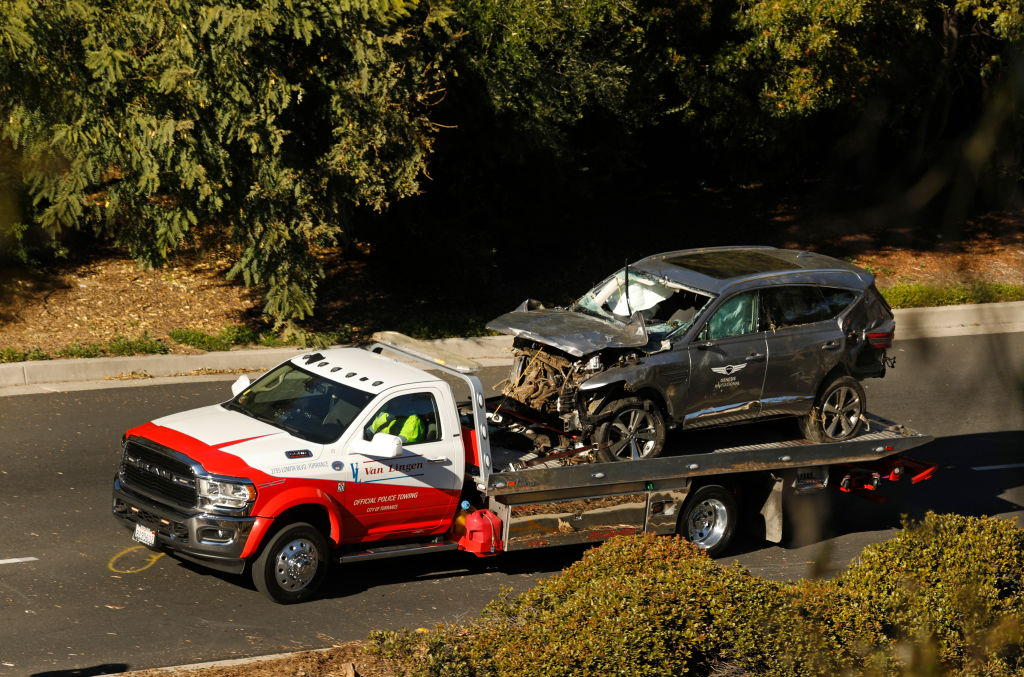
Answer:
(197, 477, 256, 512)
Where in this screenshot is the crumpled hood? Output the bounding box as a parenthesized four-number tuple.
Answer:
(487, 300, 648, 357)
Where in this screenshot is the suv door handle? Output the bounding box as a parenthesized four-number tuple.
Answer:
(745, 352, 765, 362)
(424, 456, 449, 464)
(821, 340, 840, 350)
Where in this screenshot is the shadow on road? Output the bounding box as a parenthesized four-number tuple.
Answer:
(31, 665, 129, 677)
(735, 429, 1024, 556)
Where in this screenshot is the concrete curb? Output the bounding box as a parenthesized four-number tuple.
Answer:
(1, 303, 1022, 393)
(0, 335, 515, 391)
(112, 646, 346, 676)
(891, 300, 1024, 339)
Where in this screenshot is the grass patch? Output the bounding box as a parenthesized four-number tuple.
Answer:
(1, 334, 168, 362)
(169, 325, 300, 350)
(107, 333, 169, 356)
(882, 282, 1024, 308)
(168, 324, 359, 351)
(0, 346, 50, 363)
(168, 328, 232, 352)
(55, 342, 105, 359)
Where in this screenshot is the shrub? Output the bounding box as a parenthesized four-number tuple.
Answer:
(371, 516, 1024, 677)
(837, 512, 1024, 674)
(370, 536, 890, 677)
(219, 325, 260, 346)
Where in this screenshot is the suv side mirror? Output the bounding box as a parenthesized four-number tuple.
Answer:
(230, 374, 251, 397)
(351, 433, 403, 458)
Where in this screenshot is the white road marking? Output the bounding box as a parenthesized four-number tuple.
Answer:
(0, 557, 38, 565)
(971, 463, 1024, 471)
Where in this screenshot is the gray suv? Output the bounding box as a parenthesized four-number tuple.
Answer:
(487, 246, 895, 461)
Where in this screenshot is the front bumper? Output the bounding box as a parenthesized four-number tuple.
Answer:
(112, 476, 255, 575)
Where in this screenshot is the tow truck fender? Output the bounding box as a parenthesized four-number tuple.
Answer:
(243, 485, 344, 558)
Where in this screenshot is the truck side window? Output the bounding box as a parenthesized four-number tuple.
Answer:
(365, 392, 441, 445)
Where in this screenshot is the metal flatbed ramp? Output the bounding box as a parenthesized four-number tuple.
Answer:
(485, 415, 932, 497)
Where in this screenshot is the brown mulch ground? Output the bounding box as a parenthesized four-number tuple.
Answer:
(1, 209, 1022, 357)
(0, 249, 259, 355)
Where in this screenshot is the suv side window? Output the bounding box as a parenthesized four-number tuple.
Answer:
(704, 291, 759, 340)
(820, 287, 858, 316)
(761, 286, 832, 328)
(364, 392, 441, 445)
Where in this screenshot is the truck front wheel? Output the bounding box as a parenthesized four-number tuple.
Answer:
(679, 485, 737, 558)
(252, 522, 329, 604)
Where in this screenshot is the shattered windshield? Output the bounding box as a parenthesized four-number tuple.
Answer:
(573, 268, 713, 339)
(223, 362, 375, 444)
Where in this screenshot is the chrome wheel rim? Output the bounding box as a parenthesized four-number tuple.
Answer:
(272, 538, 319, 592)
(687, 498, 728, 549)
(608, 408, 659, 460)
(821, 386, 862, 439)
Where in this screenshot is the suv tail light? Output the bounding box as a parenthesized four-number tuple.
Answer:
(867, 331, 893, 349)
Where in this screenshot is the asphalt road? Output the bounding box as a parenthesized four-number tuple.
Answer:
(1, 331, 1022, 676)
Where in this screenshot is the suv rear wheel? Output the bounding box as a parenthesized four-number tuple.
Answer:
(800, 375, 866, 442)
(594, 397, 667, 462)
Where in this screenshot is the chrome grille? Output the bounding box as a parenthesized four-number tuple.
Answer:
(120, 439, 196, 509)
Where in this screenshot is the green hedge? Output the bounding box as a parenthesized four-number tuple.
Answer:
(837, 512, 1024, 674)
(369, 513, 1024, 676)
(881, 283, 1024, 309)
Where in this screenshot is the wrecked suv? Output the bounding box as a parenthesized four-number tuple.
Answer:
(487, 246, 895, 461)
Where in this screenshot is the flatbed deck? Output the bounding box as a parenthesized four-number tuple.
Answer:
(479, 413, 931, 497)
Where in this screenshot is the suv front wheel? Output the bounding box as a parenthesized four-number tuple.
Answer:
(800, 375, 866, 442)
(594, 397, 667, 462)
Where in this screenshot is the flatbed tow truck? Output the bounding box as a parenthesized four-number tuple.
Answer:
(112, 332, 934, 603)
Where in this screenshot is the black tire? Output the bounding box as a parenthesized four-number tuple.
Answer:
(252, 522, 329, 604)
(799, 375, 866, 442)
(594, 397, 667, 462)
(678, 485, 737, 558)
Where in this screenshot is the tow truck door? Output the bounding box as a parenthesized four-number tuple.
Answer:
(337, 386, 462, 540)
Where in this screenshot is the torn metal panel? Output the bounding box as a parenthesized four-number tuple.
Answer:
(486, 302, 648, 357)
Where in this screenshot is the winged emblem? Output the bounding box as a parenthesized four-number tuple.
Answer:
(711, 363, 747, 376)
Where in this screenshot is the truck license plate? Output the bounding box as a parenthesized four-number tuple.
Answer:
(133, 523, 156, 547)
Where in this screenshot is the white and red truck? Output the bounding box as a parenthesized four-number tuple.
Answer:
(112, 332, 934, 603)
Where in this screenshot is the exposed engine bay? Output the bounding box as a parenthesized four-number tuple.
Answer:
(498, 339, 625, 425)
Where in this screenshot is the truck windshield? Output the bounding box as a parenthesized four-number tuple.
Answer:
(223, 363, 374, 444)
